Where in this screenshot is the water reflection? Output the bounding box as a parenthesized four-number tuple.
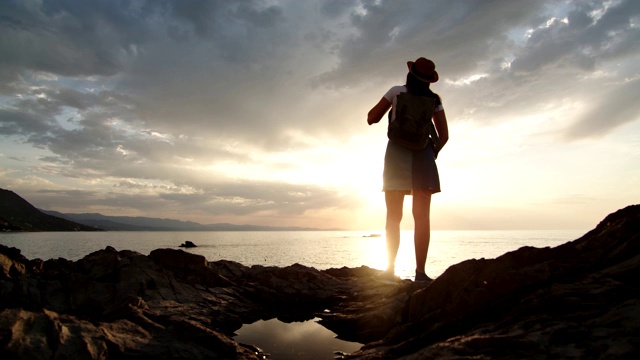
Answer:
(234, 317, 362, 359)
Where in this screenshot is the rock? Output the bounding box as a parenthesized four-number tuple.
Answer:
(178, 241, 197, 248)
(0, 248, 26, 280)
(345, 204, 640, 359)
(0, 204, 638, 359)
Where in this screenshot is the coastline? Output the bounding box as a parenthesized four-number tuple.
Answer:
(1, 205, 639, 359)
(0, 229, 584, 280)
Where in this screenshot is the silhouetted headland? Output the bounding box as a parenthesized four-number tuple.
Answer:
(1, 205, 639, 359)
(0, 189, 102, 232)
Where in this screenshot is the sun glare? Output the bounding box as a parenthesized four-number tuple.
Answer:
(357, 231, 425, 279)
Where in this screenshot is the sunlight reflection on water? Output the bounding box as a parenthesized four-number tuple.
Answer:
(234, 318, 362, 360)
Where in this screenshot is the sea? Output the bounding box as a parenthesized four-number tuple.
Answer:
(0, 229, 586, 280)
(0, 229, 587, 359)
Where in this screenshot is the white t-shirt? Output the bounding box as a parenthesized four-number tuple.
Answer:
(383, 85, 444, 123)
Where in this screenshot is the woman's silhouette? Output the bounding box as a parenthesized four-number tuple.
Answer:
(367, 57, 449, 282)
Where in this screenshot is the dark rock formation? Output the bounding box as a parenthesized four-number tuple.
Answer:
(0, 188, 101, 231)
(178, 241, 197, 248)
(1, 205, 639, 359)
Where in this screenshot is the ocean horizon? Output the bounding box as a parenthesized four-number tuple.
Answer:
(0, 229, 586, 280)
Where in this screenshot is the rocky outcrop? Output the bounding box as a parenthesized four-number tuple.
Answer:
(1, 205, 639, 359)
(178, 241, 197, 248)
(342, 204, 640, 359)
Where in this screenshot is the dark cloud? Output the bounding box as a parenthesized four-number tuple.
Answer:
(565, 79, 640, 139)
(0, 0, 152, 83)
(320, 0, 357, 18)
(409, 0, 640, 139)
(4, 0, 637, 141)
(1, 0, 639, 227)
(0, 107, 56, 137)
(510, 0, 640, 74)
(231, 2, 284, 28)
(170, 0, 219, 37)
(316, 0, 547, 88)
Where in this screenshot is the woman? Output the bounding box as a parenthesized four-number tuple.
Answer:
(367, 57, 449, 282)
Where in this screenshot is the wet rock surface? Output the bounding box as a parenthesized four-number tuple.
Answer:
(1, 205, 639, 359)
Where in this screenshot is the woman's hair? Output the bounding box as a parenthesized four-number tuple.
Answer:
(406, 72, 432, 95)
(406, 72, 440, 100)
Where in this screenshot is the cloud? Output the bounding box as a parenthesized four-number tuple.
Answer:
(0, 0, 151, 85)
(422, 0, 640, 138)
(315, 0, 547, 88)
(564, 78, 640, 139)
(1, 0, 639, 228)
(32, 179, 353, 220)
(510, 0, 640, 74)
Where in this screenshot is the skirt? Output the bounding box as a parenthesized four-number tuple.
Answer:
(382, 140, 441, 194)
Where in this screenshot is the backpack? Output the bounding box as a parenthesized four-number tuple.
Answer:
(387, 92, 439, 151)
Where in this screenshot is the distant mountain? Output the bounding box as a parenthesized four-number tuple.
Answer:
(0, 189, 102, 232)
(39, 210, 338, 231)
(40, 210, 203, 231)
(1, 188, 339, 232)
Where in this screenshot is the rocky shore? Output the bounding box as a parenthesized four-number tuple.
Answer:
(1, 205, 639, 359)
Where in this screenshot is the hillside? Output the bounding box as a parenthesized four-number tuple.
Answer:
(0, 189, 101, 232)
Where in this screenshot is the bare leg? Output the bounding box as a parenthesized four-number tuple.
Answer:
(385, 191, 405, 273)
(412, 190, 432, 275)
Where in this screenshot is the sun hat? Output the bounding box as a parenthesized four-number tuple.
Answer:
(407, 57, 439, 83)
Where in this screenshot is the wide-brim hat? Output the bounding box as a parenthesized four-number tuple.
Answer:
(407, 57, 439, 83)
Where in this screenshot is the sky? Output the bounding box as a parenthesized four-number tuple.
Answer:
(1, 0, 639, 231)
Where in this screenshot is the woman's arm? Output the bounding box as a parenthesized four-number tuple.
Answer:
(433, 110, 449, 149)
(367, 97, 392, 125)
